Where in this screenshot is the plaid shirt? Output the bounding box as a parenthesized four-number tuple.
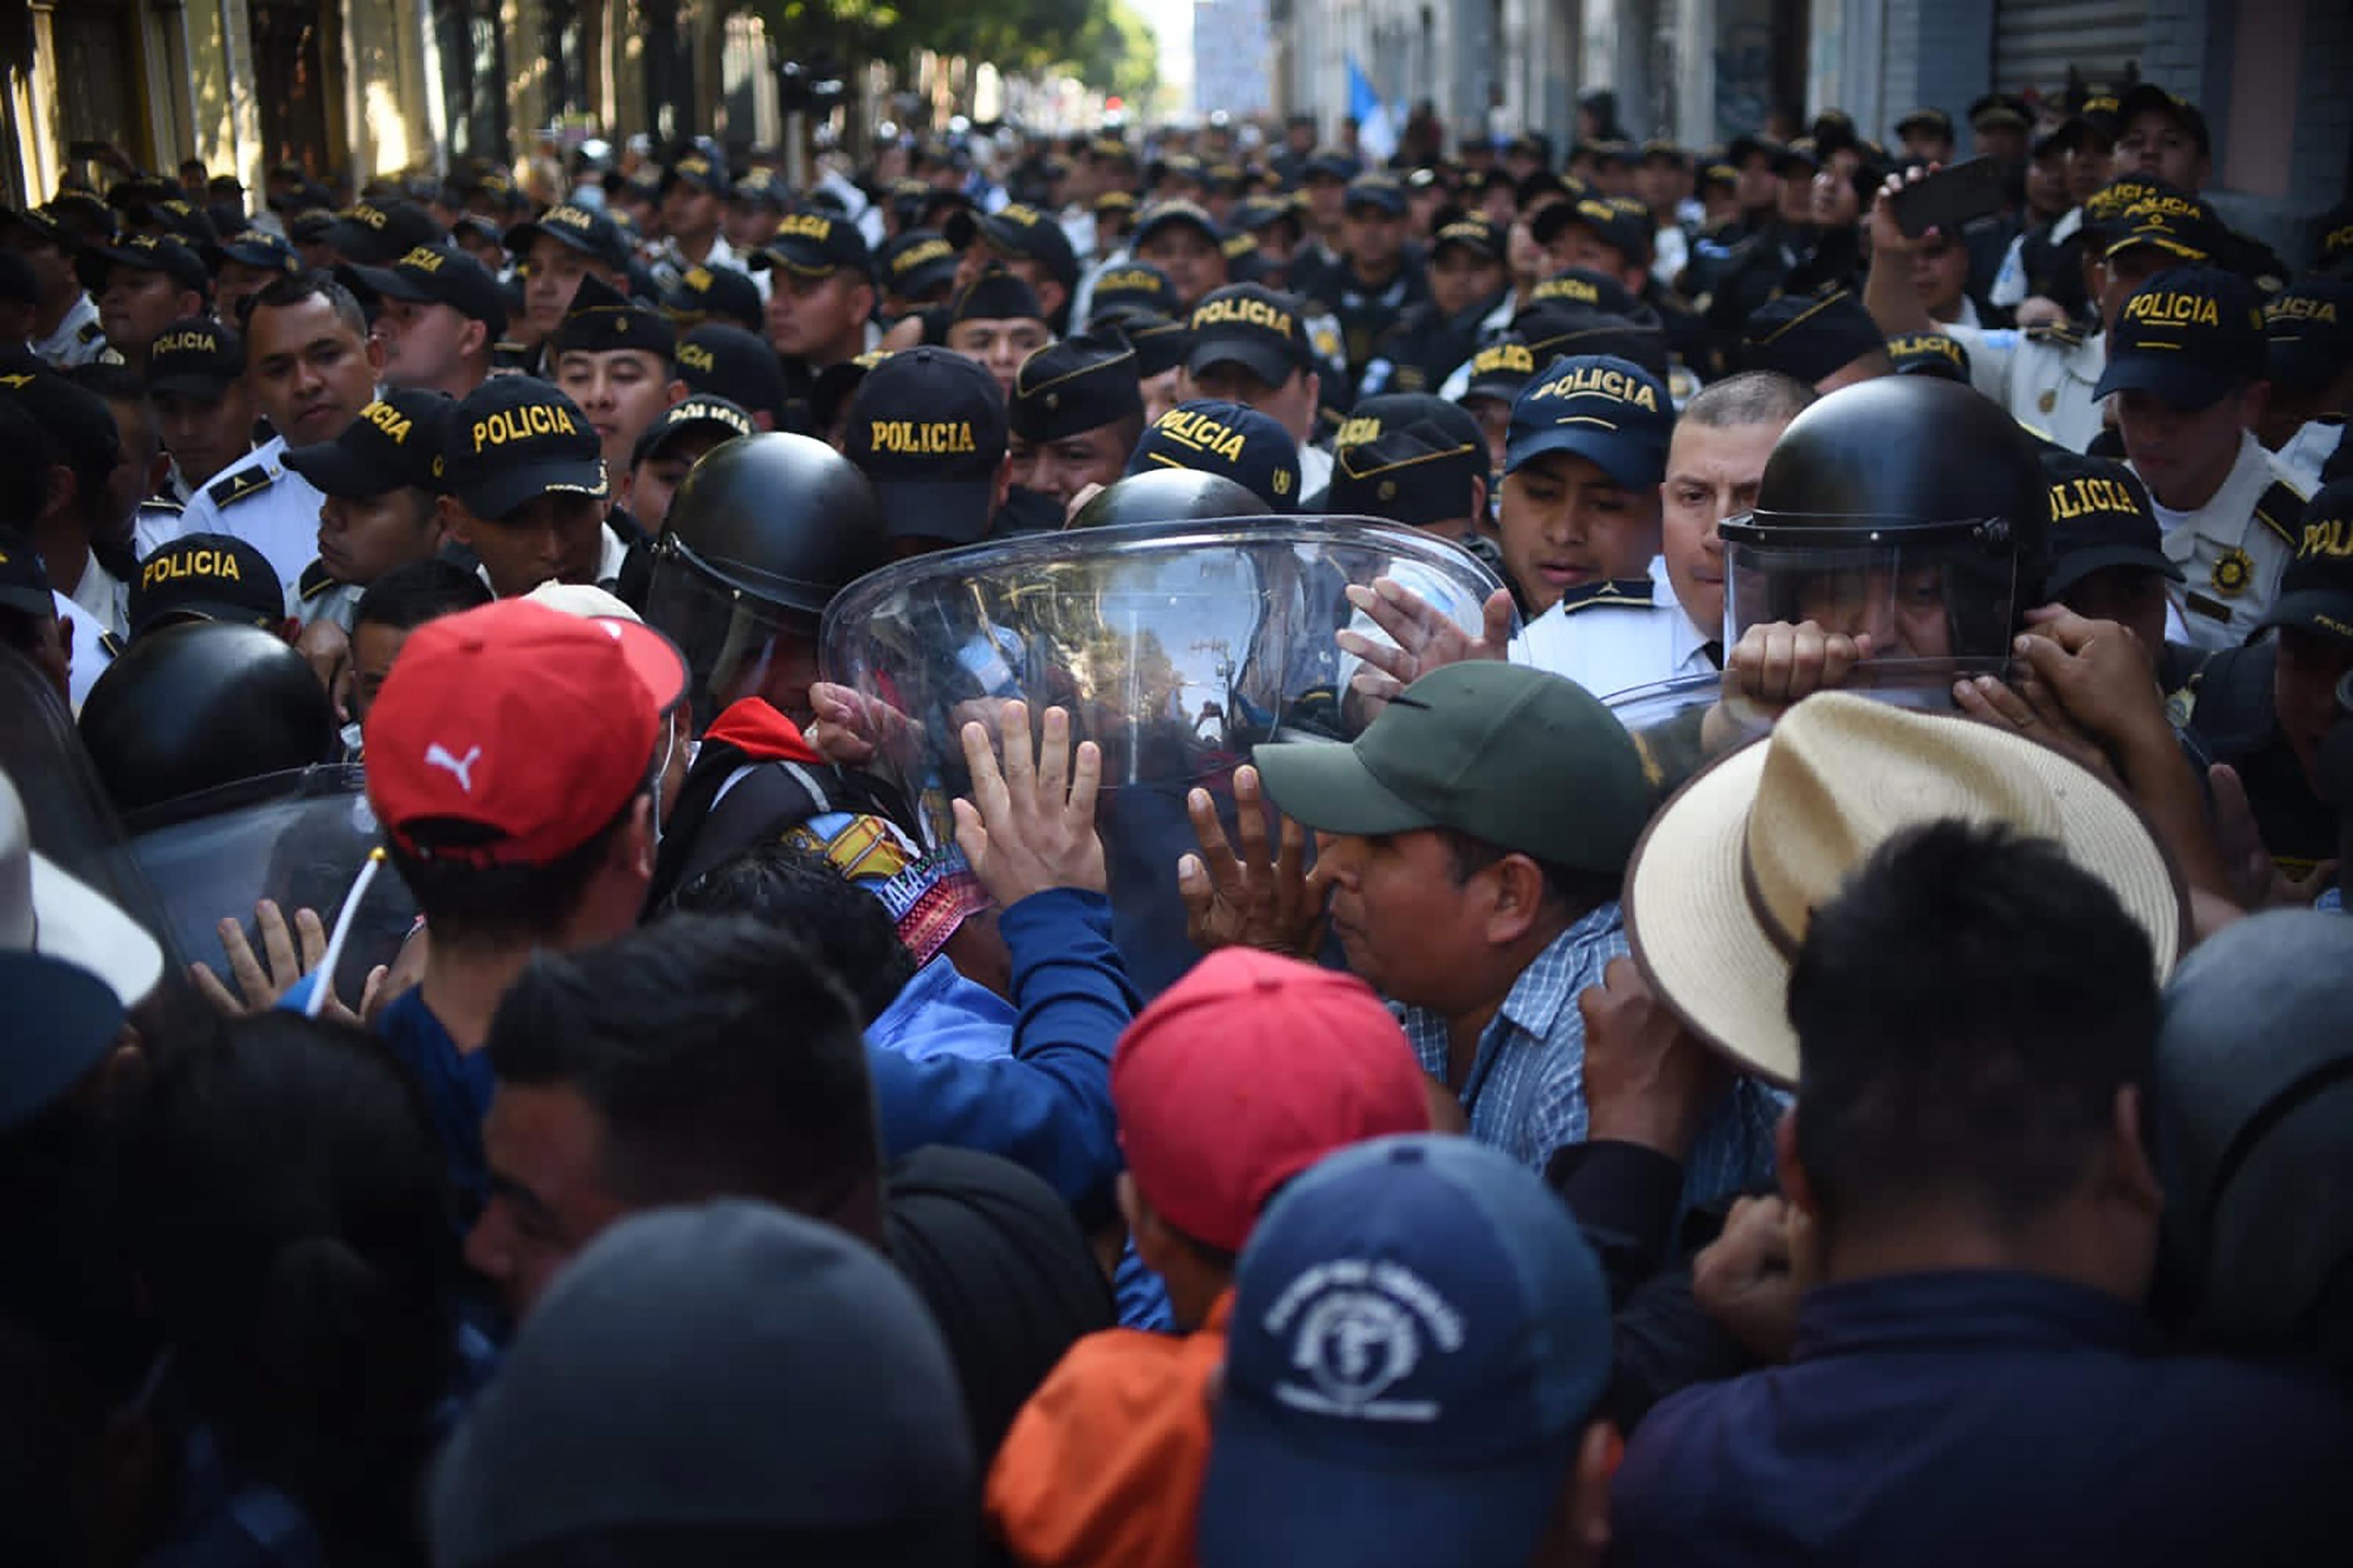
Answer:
(1395, 900, 1785, 1207)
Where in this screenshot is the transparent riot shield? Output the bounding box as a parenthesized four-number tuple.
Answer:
(819, 516, 1507, 994)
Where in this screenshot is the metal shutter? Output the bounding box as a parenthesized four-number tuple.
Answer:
(1992, 0, 2148, 99)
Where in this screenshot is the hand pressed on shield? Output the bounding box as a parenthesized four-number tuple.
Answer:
(190, 898, 387, 1025)
(951, 701, 1107, 906)
(1951, 670, 2119, 785)
(1722, 620, 1874, 715)
(1336, 579, 1515, 706)
(1176, 763, 1331, 959)
(1577, 955, 1729, 1161)
(806, 679, 924, 769)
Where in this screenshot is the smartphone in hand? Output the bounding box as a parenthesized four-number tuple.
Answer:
(1889, 158, 2009, 238)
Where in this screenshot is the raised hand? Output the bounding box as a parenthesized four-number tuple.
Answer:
(1337, 580, 1515, 708)
(951, 701, 1107, 906)
(1176, 763, 1330, 958)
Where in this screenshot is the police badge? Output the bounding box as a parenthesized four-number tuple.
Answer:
(2212, 546, 2254, 597)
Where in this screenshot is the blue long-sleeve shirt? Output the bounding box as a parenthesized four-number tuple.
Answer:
(1613, 1269, 2353, 1566)
(867, 887, 1133, 1221)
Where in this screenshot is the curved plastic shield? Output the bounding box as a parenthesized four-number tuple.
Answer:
(819, 516, 1507, 992)
(125, 766, 419, 1008)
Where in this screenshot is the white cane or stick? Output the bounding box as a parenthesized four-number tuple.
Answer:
(305, 846, 387, 1018)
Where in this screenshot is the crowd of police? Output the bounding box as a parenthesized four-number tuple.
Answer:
(0, 70, 2350, 1568)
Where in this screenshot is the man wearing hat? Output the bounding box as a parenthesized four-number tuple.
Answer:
(1, 206, 108, 368)
(2036, 449, 2187, 660)
(0, 371, 133, 647)
(1249, 661, 1782, 1188)
(318, 198, 446, 269)
(205, 228, 299, 325)
(78, 234, 209, 373)
(1129, 201, 1229, 315)
(1358, 215, 1506, 398)
(649, 150, 743, 292)
(281, 387, 456, 630)
(1894, 106, 1956, 166)
(550, 275, 688, 485)
(1086, 259, 1183, 327)
(1612, 702, 2347, 1562)
(944, 264, 1054, 402)
(1008, 329, 1144, 514)
(1314, 173, 1428, 382)
(1125, 398, 1301, 513)
(1325, 395, 1492, 544)
(619, 393, 754, 535)
(754, 206, 881, 422)
(2097, 265, 2308, 650)
(660, 259, 765, 336)
(173, 273, 383, 597)
(139, 315, 253, 504)
(722, 166, 791, 267)
(877, 229, 961, 322)
(843, 345, 1012, 555)
(1181, 282, 1329, 494)
(125, 531, 286, 640)
(675, 321, 788, 431)
(347, 242, 504, 400)
(1743, 288, 1893, 391)
(2260, 276, 2351, 492)
(439, 377, 622, 598)
(2113, 85, 2212, 195)
(1885, 329, 1971, 382)
(502, 202, 634, 375)
(947, 202, 1081, 333)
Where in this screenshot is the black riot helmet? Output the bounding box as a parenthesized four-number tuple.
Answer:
(1718, 376, 2048, 663)
(642, 431, 889, 729)
(1071, 469, 1272, 529)
(78, 623, 337, 822)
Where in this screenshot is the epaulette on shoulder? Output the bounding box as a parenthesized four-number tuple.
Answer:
(96, 630, 124, 660)
(208, 462, 275, 509)
(75, 321, 105, 344)
(2253, 478, 2306, 547)
(144, 491, 183, 514)
(1555, 577, 1657, 614)
(2024, 320, 2084, 348)
(297, 557, 337, 601)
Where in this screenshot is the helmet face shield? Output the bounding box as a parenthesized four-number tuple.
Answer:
(644, 548, 824, 731)
(1722, 512, 2021, 674)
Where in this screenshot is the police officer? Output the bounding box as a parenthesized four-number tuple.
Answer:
(1180, 282, 1329, 494)
(343, 241, 505, 400)
(842, 346, 1012, 555)
(661, 257, 766, 335)
(1741, 287, 1893, 392)
(1311, 173, 1429, 383)
(438, 376, 623, 598)
(125, 532, 285, 640)
(1358, 215, 1507, 399)
(143, 315, 254, 508)
(1, 203, 110, 368)
(281, 387, 456, 630)
(1124, 398, 1301, 513)
(2094, 264, 2307, 651)
(173, 272, 384, 598)
(2260, 276, 2352, 491)
(675, 322, 789, 431)
(1008, 329, 1145, 516)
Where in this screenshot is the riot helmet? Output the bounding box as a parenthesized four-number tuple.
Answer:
(1071, 469, 1271, 529)
(78, 623, 338, 822)
(642, 431, 889, 729)
(1719, 376, 2048, 664)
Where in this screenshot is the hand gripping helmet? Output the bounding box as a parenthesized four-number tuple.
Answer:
(642, 431, 890, 729)
(1071, 469, 1271, 529)
(1718, 376, 2048, 664)
(77, 622, 338, 822)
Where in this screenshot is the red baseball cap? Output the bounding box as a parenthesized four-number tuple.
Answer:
(1111, 948, 1431, 1253)
(365, 599, 686, 865)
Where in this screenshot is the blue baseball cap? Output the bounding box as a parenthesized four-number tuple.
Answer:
(1197, 1133, 1612, 1568)
(1125, 398, 1300, 513)
(1504, 351, 1673, 488)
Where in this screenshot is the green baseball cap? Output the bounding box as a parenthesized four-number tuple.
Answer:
(1253, 663, 1652, 874)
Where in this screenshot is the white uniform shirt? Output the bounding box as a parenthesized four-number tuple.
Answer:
(1508, 557, 1716, 699)
(2273, 420, 2344, 494)
(31, 293, 107, 369)
(1947, 321, 2110, 453)
(66, 552, 127, 640)
(53, 589, 112, 712)
(171, 435, 329, 601)
(1990, 208, 2083, 311)
(2139, 431, 2308, 653)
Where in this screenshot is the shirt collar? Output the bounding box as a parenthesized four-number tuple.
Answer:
(1496, 900, 1623, 1040)
(1793, 1270, 2154, 1362)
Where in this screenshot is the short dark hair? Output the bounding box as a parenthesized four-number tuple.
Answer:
(1438, 826, 1620, 922)
(246, 269, 369, 342)
(352, 556, 491, 634)
(486, 914, 879, 1216)
(386, 767, 649, 946)
(1681, 368, 1817, 431)
(57, 361, 149, 409)
(0, 401, 58, 528)
(667, 841, 918, 1025)
(1787, 820, 2158, 1234)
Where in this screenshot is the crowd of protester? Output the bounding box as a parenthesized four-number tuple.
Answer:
(2, 75, 2351, 1567)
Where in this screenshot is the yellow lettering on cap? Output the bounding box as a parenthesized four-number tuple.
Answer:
(1529, 363, 1660, 412)
(778, 213, 834, 242)
(2123, 291, 2222, 328)
(1155, 409, 1246, 462)
(346, 205, 387, 229)
(891, 238, 954, 276)
(2303, 518, 2353, 559)
(473, 402, 580, 452)
(1188, 297, 1294, 337)
(142, 548, 242, 590)
(358, 400, 413, 446)
(398, 246, 446, 273)
(154, 329, 217, 356)
(1474, 343, 1537, 376)
(1336, 416, 1382, 447)
(2329, 223, 2353, 253)
(2267, 297, 2338, 326)
(1531, 275, 1602, 306)
(867, 420, 978, 454)
(547, 207, 592, 230)
(677, 342, 716, 373)
(2046, 475, 2140, 522)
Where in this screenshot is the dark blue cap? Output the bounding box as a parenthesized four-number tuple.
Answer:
(1126, 398, 1300, 512)
(2039, 449, 2183, 599)
(1505, 352, 1672, 488)
(1198, 1134, 1610, 1568)
(2093, 265, 2267, 410)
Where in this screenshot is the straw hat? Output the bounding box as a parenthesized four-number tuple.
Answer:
(1624, 691, 2186, 1086)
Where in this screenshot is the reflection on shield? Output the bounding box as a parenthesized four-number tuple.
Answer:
(820, 517, 1505, 992)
